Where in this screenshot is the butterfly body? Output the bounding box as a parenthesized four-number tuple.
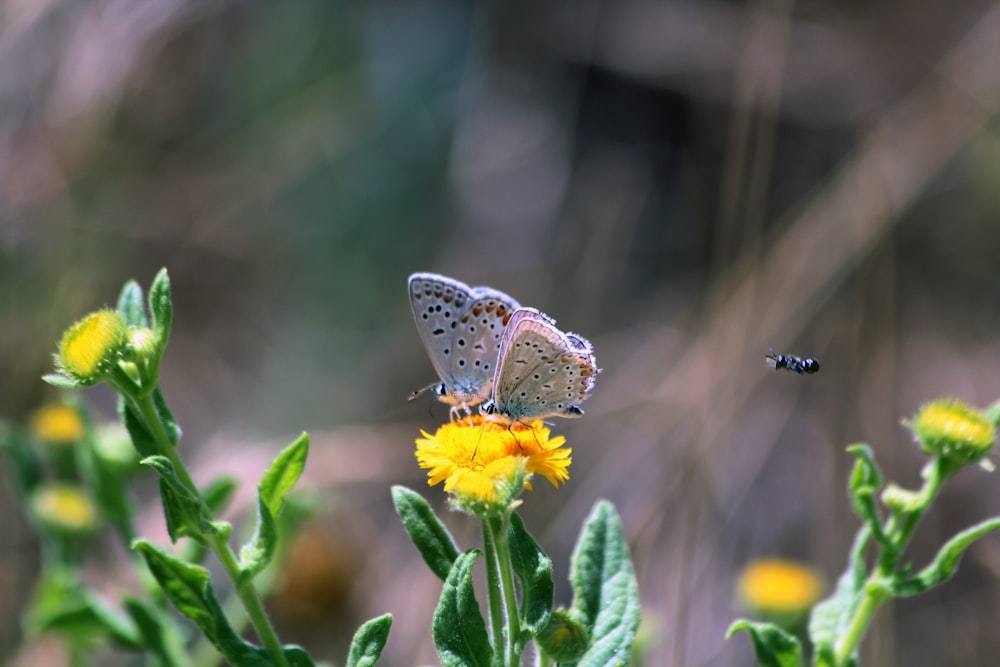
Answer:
(408, 273, 520, 418)
(481, 308, 598, 423)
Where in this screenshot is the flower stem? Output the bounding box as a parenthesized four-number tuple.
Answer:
(130, 389, 290, 667)
(833, 583, 885, 666)
(485, 514, 522, 667)
(483, 519, 506, 667)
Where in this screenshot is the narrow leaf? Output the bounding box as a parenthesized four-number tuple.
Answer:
(117, 280, 148, 328)
(142, 456, 212, 544)
(569, 501, 641, 667)
(726, 620, 805, 667)
(433, 550, 492, 667)
(42, 373, 85, 389)
(202, 475, 240, 515)
(239, 496, 278, 582)
(346, 614, 393, 667)
(392, 485, 460, 581)
(149, 268, 173, 347)
(891, 517, 1000, 596)
(153, 388, 181, 446)
(120, 397, 158, 459)
(133, 540, 268, 665)
(508, 513, 553, 645)
(259, 433, 309, 519)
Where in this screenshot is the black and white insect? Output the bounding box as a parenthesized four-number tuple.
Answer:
(765, 351, 820, 374)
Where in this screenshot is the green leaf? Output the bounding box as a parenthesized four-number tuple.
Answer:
(78, 434, 135, 538)
(154, 388, 181, 446)
(120, 397, 158, 459)
(569, 501, 641, 667)
(239, 496, 278, 583)
(433, 550, 492, 667)
(239, 433, 309, 581)
(142, 456, 216, 545)
(346, 614, 393, 667)
(123, 597, 188, 667)
(259, 433, 309, 519)
(117, 280, 148, 328)
(809, 527, 870, 666)
(890, 517, 1000, 596)
(392, 486, 460, 581)
(133, 539, 269, 666)
(149, 268, 173, 349)
(726, 620, 805, 667)
(508, 513, 553, 647)
(42, 373, 85, 389)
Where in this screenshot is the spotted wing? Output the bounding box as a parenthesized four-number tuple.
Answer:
(408, 273, 519, 403)
(491, 308, 597, 421)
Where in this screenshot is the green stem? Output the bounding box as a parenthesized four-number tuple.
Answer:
(836, 456, 953, 666)
(483, 519, 506, 667)
(486, 514, 522, 667)
(129, 389, 290, 667)
(833, 583, 886, 666)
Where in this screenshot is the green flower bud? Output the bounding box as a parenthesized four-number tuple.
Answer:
(536, 608, 590, 663)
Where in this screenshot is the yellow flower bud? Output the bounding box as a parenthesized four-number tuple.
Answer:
(907, 398, 996, 464)
(56, 309, 128, 386)
(31, 484, 99, 536)
(737, 558, 825, 623)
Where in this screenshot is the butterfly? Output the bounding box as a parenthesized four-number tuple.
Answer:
(765, 350, 820, 374)
(480, 307, 598, 423)
(408, 272, 521, 420)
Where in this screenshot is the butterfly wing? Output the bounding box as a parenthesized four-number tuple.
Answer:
(490, 308, 597, 421)
(408, 273, 519, 405)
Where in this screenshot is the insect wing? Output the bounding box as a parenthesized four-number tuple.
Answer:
(491, 308, 597, 420)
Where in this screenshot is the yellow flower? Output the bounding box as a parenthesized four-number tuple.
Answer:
(30, 403, 85, 445)
(907, 398, 995, 464)
(416, 416, 571, 515)
(737, 558, 824, 620)
(56, 309, 128, 385)
(31, 484, 99, 536)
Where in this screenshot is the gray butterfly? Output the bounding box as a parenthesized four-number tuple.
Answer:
(481, 307, 597, 423)
(408, 272, 521, 420)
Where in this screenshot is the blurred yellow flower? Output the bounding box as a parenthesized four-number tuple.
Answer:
(415, 416, 571, 514)
(31, 484, 98, 536)
(737, 558, 824, 619)
(31, 403, 84, 444)
(56, 309, 128, 385)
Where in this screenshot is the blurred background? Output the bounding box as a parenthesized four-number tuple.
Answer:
(3, 0, 1000, 665)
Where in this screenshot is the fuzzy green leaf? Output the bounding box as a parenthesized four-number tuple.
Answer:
(569, 501, 640, 667)
(259, 433, 309, 519)
(133, 539, 270, 666)
(42, 373, 85, 389)
(392, 485, 460, 581)
(809, 527, 870, 666)
(120, 397, 158, 458)
(891, 517, 1000, 596)
(153, 388, 181, 446)
(202, 475, 240, 514)
(239, 496, 278, 583)
(117, 280, 148, 328)
(433, 550, 492, 667)
(726, 620, 804, 667)
(142, 456, 216, 545)
(346, 614, 393, 667)
(508, 513, 553, 646)
(149, 268, 173, 349)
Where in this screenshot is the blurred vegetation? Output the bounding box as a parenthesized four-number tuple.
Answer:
(3, 1, 1000, 665)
